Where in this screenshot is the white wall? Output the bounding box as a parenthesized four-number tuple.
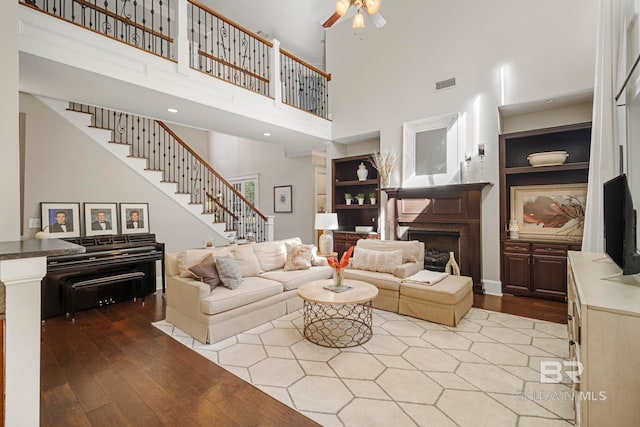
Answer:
(0, 1, 19, 241)
(326, 0, 598, 283)
(20, 93, 214, 252)
(208, 132, 315, 243)
(166, 122, 210, 161)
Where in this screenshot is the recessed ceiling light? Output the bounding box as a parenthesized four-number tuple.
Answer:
(167, 108, 178, 113)
(263, 132, 271, 136)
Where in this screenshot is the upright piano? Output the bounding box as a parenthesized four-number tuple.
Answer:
(42, 233, 164, 318)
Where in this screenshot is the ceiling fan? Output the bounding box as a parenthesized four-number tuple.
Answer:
(322, 0, 386, 29)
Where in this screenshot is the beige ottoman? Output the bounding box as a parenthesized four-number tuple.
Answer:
(399, 275, 473, 326)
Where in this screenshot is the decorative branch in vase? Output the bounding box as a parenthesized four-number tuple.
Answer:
(370, 148, 398, 188)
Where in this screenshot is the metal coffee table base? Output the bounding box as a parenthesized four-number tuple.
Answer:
(302, 300, 374, 348)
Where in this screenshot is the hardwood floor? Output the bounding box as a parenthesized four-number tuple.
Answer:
(40, 293, 320, 427)
(40, 291, 567, 426)
(474, 293, 568, 324)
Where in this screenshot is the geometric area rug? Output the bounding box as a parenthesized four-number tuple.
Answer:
(153, 308, 574, 427)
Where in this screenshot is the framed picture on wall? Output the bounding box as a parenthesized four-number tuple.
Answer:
(510, 183, 587, 241)
(274, 185, 292, 213)
(120, 202, 150, 234)
(84, 202, 118, 236)
(41, 202, 81, 238)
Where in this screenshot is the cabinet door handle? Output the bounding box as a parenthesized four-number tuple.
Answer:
(569, 340, 575, 346)
(568, 314, 573, 321)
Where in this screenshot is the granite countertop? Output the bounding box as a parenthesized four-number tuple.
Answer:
(0, 238, 85, 261)
(0, 239, 85, 316)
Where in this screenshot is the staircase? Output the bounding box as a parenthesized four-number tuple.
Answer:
(38, 96, 272, 246)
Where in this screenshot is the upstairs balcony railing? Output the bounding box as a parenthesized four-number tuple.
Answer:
(19, 0, 331, 120)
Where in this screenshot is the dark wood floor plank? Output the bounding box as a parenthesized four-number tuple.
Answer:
(40, 383, 92, 427)
(474, 293, 567, 323)
(85, 403, 130, 427)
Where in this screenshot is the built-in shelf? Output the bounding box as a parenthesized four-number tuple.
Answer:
(334, 179, 379, 187)
(334, 204, 379, 209)
(504, 161, 590, 175)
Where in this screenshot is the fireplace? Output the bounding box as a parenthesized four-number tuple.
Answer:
(385, 182, 490, 293)
(408, 230, 460, 272)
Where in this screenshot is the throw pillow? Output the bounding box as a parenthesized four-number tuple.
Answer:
(177, 250, 211, 278)
(186, 253, 220, 291)
(215, 255, 243, 290)
(352, 247, 403, 274)
(230, 244, 261, 277)
(283, 242, 313, 271)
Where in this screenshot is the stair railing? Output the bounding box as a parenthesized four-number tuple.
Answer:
(68, 102, 269, 241)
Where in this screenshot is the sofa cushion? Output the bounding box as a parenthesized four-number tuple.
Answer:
(260, 266, 332, 291)
(251, 240, 287, 272)
(231, 244, 261, 277)
(351, 247, 403, 274)
(176, 247, 231, 277)
(200, 276, 283, 315)
(400, 275, 472, 305)
(284, 242, 313, 271)
(356, 239, 423, 263)
(343, 268, 402, 292)
(187, 253, 220, 290)
(215, 256, 243, 289)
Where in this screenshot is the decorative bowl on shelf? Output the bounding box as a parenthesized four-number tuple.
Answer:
(527, 151, 569, 167)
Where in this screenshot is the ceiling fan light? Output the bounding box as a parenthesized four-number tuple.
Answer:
(352, 11, 365, 28)
(335, 0, 349, 16)
(365, 0, 381, 15)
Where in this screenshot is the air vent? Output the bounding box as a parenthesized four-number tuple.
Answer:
(435, 77, 456, 91)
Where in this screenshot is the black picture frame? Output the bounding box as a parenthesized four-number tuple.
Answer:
(274, 185, 292, 213)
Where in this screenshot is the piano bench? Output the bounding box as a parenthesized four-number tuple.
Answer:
(62, 270, 146, 321)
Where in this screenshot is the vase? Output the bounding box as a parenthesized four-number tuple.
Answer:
(333, 268, 343, 288)
(444, 251, 461, 275)
(357, 198, 364, 205)
(346, 199, 352, 205)
(357, 162, 368, 181)
(370, 198, 376, 204)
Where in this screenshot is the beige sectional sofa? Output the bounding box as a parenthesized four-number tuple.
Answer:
(166, 237, 474, 344)
(165, 238, 332, 344)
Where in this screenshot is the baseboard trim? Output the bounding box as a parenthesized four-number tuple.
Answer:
(483, 279, 503, 296)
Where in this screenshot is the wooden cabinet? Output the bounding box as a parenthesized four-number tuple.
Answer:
(331, 155, 380, 256)
(499, 123, 591, 301)
(502, 240, 579, 300)
(333, 231, 379, 258)
(567, 251, 640, 426)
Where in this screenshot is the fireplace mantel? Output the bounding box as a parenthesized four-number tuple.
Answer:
(384, 182, 492, 294)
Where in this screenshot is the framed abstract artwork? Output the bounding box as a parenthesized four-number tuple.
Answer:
(510, 183, 587, 241)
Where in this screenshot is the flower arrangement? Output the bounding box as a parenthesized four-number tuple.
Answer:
(370, 148, 398, 188)
(326, 246, 354, 288)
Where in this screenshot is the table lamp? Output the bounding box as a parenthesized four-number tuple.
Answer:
(315, 213, 339, 255)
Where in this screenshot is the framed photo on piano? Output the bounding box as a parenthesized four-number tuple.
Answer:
(120, 202, 150, 234)
(41, 202, 81, 238)
(84, 202, 118, 237)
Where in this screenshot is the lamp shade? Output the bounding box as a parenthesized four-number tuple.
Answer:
(315, 213, 339, 230)
(335, 0, 349, 16)
(365, 0, 381, 14)
(352, 11, 365, 28)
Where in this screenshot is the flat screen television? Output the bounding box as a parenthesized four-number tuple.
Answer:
(603, 173, 640, 275)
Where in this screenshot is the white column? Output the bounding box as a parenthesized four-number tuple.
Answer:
(265, 215, 275, 242)
(176, 0, 190, 74)
(271, 39, 282, 105)
(0, 256, 47, 427)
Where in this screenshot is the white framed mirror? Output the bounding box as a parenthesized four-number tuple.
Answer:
(402, 112, 460, 187)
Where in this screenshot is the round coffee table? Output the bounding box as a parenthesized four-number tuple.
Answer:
(297, 279, 378, 348)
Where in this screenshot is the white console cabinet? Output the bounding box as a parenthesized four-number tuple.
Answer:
(567, 251, 640, 426)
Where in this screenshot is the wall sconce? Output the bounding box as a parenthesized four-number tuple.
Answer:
(509, 219, 519, 240)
